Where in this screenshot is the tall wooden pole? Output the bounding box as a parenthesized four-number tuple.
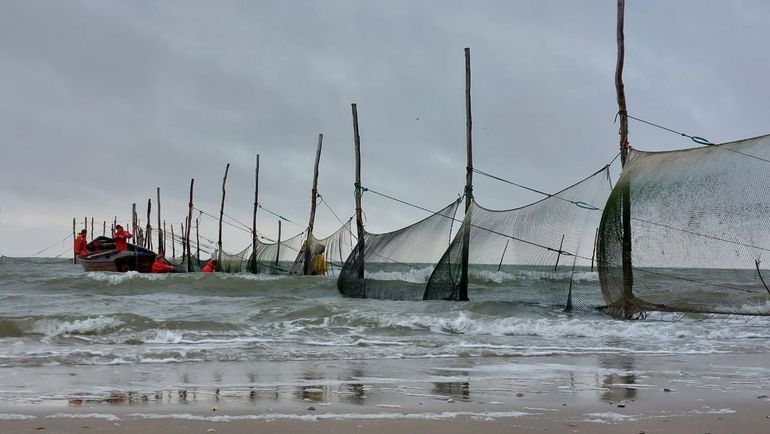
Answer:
(276, 220, 282, 266)
(458, 47, 473, 302)
(252, 155, 259, 273)
(156, 187, 163, 255)
(615, 0, 634, 318)
(72, 217, 76, 263)
(304, 133, 323, 275)
(90, 218, 94, 242)
(163, 220, 167, 256)
(352, 104, 365, 280)
(145, 199, 152, 250)
(102, 221, 106, 237)
(195, 217, 200, 262)
(218, 163, 231, 270)
(186, 178, 194, 268)
(170, 224, 176, 258)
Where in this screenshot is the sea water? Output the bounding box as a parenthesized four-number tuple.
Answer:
(1, 257, 770, 407)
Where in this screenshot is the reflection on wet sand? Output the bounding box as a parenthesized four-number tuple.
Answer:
(432, 382, 471, 401)
(599, 354, 638, 402)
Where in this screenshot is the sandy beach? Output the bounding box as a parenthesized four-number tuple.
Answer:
(3, 353, 770, 433)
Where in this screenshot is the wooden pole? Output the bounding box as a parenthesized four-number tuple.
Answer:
(90, 218, 94, 242)
(252, 155, 259, 273)
(179, 223, 184, 258)
(304, 133, 323, 275)
(218, 163, 231, 270)
(276, 220, 282, 266)
(72, 217, 76, 263)
(615, 0, 634, 318)
(145, 199, 152, 250)
(195, 218, 200, 262)
(158, 219, 165, 255)
(351, 104, 365, 280)
(102, 221, 106, 237)
(112, 216, 116, 237)
(458, 47, 473, 302)
(186, 178, 194, 269)
(157, 188, 163, 254)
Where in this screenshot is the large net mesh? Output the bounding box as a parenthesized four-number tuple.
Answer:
(599, 135, 770, 317)
(337, 199, 462, 300)
(216, 245, 251, 273)
(168, 255, 204, 272)
(290, 219, 355, 277)
(424, 167, 612, 309)
(247, 231, 304, 274)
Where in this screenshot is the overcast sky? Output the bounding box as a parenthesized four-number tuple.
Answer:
(1, 0, 769, 257)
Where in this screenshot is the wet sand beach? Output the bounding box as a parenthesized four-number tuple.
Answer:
(3, 353, 770, 433)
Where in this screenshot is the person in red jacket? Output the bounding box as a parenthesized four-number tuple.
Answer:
(201, 259, 217, 273)
(73, 229, 89, 257)
(151, 254, 175, 273)
(113, 225, 132, 252)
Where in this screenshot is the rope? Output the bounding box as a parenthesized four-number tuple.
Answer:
(257, 204, 303, 228)
(621, 113, 770, 164)
(472, 168, 602, 211)
(632, 217, 770, 253)
(31, 233, 74, 257)
(362, 186, 576, 258)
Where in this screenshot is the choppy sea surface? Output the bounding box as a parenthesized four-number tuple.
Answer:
(2, 257, 770, 407)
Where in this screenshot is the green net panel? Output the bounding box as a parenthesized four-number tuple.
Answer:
(216, 245, 251, 273)
(247, 231, 304, 274)
(337, 199, 462, 300)
(424, 167, 612, 310)
(599, 134, 770, 318)
(290, 219, 355, 277)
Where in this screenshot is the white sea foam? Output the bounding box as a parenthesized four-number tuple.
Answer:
(583, 411, 638, 423)
(472, 269, 600, 284)
(86, 271, 165, 285)
(46, 413, 120, 421)
(128, 410, 530, 422)
(0, 414, 37, 420)
(366, 267, 434, 283)
(33, 315, 125, 336)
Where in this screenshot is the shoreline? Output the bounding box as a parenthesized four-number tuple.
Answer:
(3, 353, 770, 432)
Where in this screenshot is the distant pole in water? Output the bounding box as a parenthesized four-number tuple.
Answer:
(276, 220, 282, 267)
(252, 155, 259, 273)
(615, 0, 634, 318)
(195, 217, 200, 263)
(112, 216, 116, 237)
(186, 178, 195, 270)
(90, 218, 94, 242)
(131, 203, 137, 246)
(157, 187, 163, 255)
(72, 217, 76, 264)
(591, 227, 598, 272)
(351, 103, 365, 281)
(102, 220, 106, 237)
(458, 47, 474, 302)
(554, 234, 565, 272)
(164, 220, 167, 256)
(304, 133, 323, 275)
(218, 163, 231, 271)
(145, 199, 152, 251)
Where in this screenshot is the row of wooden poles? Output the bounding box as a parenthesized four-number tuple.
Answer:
(72, 0, 633, 296)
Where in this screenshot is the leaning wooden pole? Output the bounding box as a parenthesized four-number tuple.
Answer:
(304, 133, 324, 275)
(351, 104, 365, 280)
(458, 47, 473, 302)
(156, 187, 163, 255)
(186, 178, 195, 269)
(252, 155, 259, 273)
(275, 220, 282, 266)
(615, 0, 634, 318)
(195, 218, 200, 262)
(145, 199, 152, 250)
(72, 217, 76, 264)
(218, 163, 231, 271)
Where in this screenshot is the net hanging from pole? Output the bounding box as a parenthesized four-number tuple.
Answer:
(599, 134, 770, 317)
(424, 166, 613, 309)
(337, 198, 462, 300)
(290, 219, 355, 277)
(247, 231, 304, 274)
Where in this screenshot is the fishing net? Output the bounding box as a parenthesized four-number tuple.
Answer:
(424, 167, 612, 309)
(337, 199, 462, 300)
(289, 219, 355, 277)
(246, 231, 304, 274)
(216, 245, 251, 273)
(599, 134, 770, 317)
(167, 255, 203, 272)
